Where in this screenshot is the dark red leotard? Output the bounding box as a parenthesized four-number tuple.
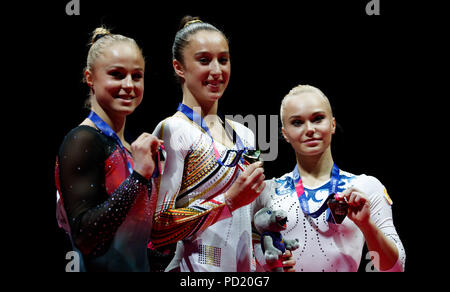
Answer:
(55, 126, 155, 272)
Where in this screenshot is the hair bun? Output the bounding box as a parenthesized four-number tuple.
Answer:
(179, 16, 202, 30)
(91, 27, 112, 45)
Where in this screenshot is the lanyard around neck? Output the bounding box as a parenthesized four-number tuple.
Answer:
(88, 111, 133, 175)
(177, 103, 247, 167)
(293, 163, 340, 220)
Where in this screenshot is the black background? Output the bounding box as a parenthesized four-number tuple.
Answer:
(15, 0, 442, 275)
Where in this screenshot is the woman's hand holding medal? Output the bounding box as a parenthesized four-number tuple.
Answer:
(336, 187, 371, 228)
(131, 133, 164, 180)
(225, 161, 265, 212)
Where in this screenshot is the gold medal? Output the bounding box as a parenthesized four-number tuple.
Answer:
(242, 149, 263, 166)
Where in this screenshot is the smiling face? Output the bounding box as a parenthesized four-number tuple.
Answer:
(281, 90, 336, 157)
(85, 42, 145, 117)
(173, 30, 230, 106)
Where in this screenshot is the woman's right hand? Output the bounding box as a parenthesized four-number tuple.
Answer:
(131, 133, 163, 180)
(225, 162, 265, 212)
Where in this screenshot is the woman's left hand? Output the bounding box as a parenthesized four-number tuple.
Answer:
(337, 187, 371, 228)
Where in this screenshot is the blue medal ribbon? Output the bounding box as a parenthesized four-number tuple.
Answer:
(88, 111, 133, 175)
(293, 163, 341, 222)
(177, 103, 248, 167)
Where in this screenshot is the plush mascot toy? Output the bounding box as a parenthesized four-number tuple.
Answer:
(254, 208, 300, 272)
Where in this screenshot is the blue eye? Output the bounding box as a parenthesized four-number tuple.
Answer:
(266, 210, 272, 215)
(313, 115, 325, 123)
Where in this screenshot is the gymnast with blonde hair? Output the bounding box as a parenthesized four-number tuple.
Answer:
(252, 84, 406, 272)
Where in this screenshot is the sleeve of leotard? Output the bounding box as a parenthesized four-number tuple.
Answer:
(150, 118, 233, 248)
(57, 127, 150, 255)
(357, 175, 406, 272)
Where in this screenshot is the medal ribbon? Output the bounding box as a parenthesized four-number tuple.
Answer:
(177, 103, 248, 167)
(293, 163, 340, 221)
(88, 111, 133, 175)
(88, 111, 164, 179)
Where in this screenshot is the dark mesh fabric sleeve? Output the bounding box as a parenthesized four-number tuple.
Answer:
(57, 126, 149, 256)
